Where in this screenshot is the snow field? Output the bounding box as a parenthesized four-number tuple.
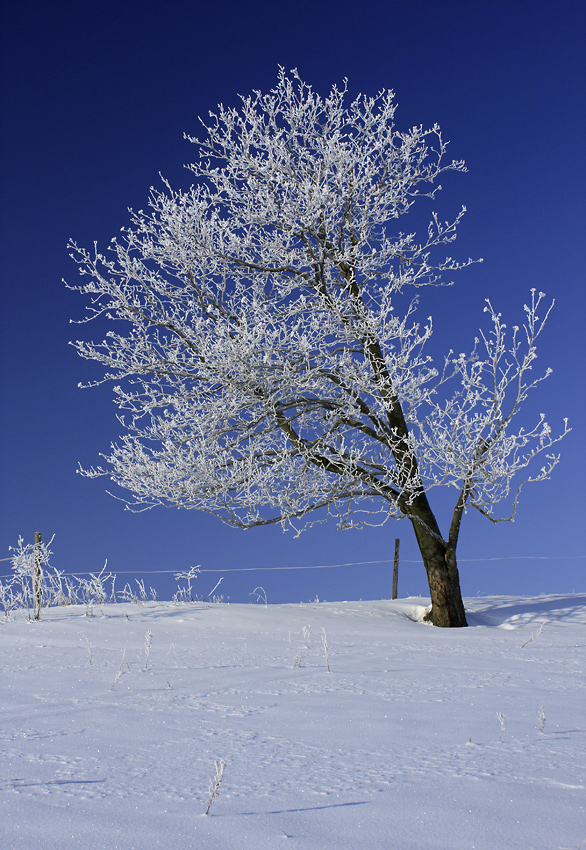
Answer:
(1, 594, 584, 849)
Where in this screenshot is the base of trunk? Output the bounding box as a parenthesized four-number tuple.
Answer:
(423, 603, 467, 628)
(408, 496, 468, 627)
(423, 570, 468, 627)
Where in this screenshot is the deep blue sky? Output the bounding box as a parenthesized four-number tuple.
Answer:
(1, 0, 584, 604)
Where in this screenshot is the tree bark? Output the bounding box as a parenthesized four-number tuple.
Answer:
(408, 495, 468, 628)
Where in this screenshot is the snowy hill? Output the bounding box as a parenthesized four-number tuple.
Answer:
(1, 595, 584, 849)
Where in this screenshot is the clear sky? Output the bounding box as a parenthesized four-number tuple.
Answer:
(1, 0, 584, 604)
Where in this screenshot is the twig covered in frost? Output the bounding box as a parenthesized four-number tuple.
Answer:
(120, 583, 139, 604)
(136, 579, 148, 602)
(84, 636, 93, 665)
(321, 627, 331, 672)
(203, 576, 224, 602)
(205, 759, 227, 815)
(497, 712, 506, 742)
(111, 649, 128, 690)
(173, 566, 200, 602)
(250, 586, 268, 605)
(537, 705, 546, 733)
(521, 622, 544, 648)
(76, 562, 116, 605)
(143, 630, 153, 670)
(0, 576, 24, 620)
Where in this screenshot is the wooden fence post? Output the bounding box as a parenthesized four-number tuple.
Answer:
(392, 538, 400, 600)
(33, 531, 43, 620)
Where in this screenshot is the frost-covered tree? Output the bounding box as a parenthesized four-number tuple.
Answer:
(67, 70, 568, 627)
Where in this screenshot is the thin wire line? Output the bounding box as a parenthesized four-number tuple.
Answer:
(1, 554, 583, 577)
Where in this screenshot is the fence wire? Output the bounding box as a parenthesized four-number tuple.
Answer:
(1, 553, 584, 577)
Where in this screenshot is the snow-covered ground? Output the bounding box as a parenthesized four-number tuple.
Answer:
(1, 594, 584, 849)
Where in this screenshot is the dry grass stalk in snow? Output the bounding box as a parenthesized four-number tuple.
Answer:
(205, 759, 227, 815)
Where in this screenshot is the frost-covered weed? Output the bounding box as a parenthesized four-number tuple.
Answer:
(84, 636, 93, 665)
(2, 539, 121, 619)
(321, 627, 331, 672)
(204, 759, 227, 815)
(111, 649, 128, 690)
(250, 587, 268, 605)
(173, 566, 201, 603)
(521, 622, 545, 648)
(120, 583, 140, 604)
(143, 630, 153, 670)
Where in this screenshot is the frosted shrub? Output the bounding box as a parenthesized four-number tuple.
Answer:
(3, 538, 122, 617)
(8, 535, 55, 619)
(76, 563, 116, 607)
(0, 575, 25, 619)
(173, 566, 201, 603)
(120, 582, 140, 604)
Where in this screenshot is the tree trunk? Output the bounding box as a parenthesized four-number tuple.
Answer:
(408, 496, 468, 628)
